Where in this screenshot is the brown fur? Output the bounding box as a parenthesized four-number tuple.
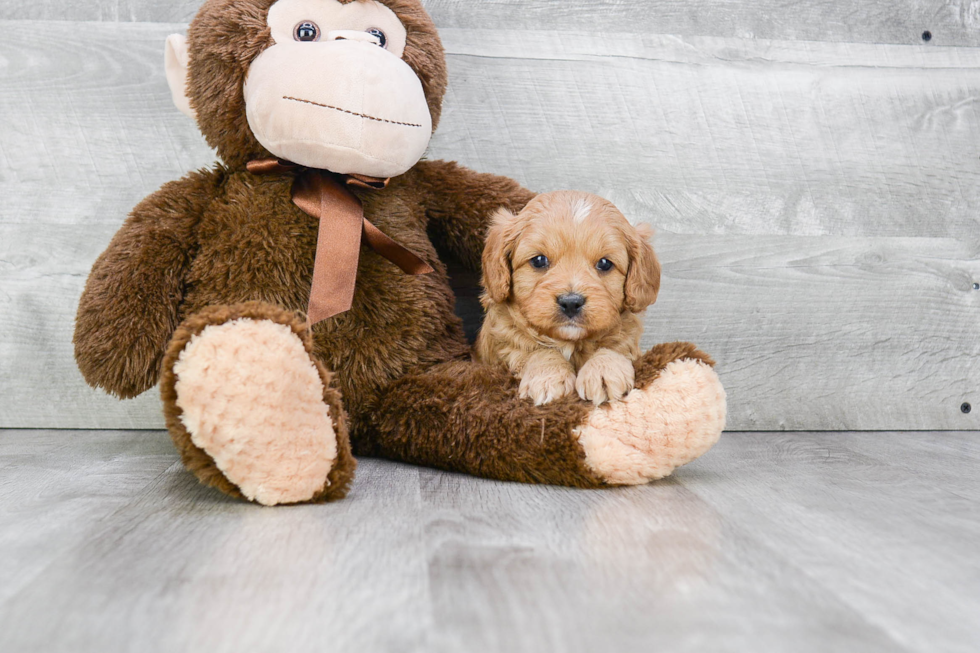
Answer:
(475, 192, 660, 404)
(364, 342, 715, 487)
(73, 0, 718, 503)
(73, 166, 227, 399)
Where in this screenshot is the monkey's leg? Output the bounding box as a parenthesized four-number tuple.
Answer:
(160, 302, 355, 505)
(364, 342, 726, 487)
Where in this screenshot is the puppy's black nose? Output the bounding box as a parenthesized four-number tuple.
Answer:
(557, 293, 586, 317)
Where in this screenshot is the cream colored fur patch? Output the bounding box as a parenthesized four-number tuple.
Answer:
(576, 359, 726, 484)
(571, 197, 593, 223)
(174, 319, 337, 506)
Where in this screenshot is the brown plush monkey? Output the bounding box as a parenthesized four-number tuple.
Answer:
(74, 0, 727, 506)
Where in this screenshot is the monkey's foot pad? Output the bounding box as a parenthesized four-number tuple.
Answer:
(577, 357, 727, 484)
(173, 318, 337, 506)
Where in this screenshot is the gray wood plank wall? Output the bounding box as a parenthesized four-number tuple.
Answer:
(1, 2, 978, 430)
(6, 0, 980, 46)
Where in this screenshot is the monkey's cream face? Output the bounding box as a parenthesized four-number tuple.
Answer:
(243, 0, 432, 177)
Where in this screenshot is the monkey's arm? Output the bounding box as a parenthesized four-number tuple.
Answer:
(74, 167, 225, 398)
(414, 160, 536, 270)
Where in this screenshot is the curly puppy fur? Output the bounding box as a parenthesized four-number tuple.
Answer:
(475, 191, 661, 405)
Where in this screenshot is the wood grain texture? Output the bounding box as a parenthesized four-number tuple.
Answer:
(0, 21, 215, 229)
(0, 430, 176, 602)
(1, 429, 978, 652)
(0, 443, 432, 653)
(435, 30, 980, 240)
(420, 469, 903, 653)
(1, 20, 979, 430)
(3, 225, 977, 430)
(4, 0, 980, 47)
(657, 235, 980, 431)
(424, 0, 980, 47)
(0, 224, 167, 428)
(679, 432, 980, 653)
(4, 23, 980, 237)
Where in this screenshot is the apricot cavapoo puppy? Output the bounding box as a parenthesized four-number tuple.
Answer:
(475, 191, 661, 405)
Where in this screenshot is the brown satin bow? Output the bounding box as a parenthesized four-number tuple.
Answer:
(247, 158, 433, 325)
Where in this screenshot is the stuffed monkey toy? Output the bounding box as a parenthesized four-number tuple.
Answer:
(74, 0, 727, 506)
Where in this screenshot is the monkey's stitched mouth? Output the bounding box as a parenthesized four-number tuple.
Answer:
(283, 96, 423, 128)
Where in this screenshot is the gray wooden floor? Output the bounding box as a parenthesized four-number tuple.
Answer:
(0, 430, 977, 652)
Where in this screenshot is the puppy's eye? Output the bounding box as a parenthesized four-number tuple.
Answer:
(294, 21, 320, 42)
(596, 258, 614, 272)
(530, 255, 550, 269)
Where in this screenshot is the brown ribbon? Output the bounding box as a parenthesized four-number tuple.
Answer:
(247, 158, 433, 324)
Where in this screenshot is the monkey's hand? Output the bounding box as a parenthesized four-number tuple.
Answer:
(415, 160, 536, 271)
(74, 168, 224, 398)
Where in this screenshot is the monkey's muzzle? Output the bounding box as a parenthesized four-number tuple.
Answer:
(244, 39, 433, 179)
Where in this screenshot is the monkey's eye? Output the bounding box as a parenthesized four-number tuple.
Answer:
(530, 255, 550, 269)
(366, 28, 387, 48)
(596, 258, 614, 272)
(294, 21, 320, 42)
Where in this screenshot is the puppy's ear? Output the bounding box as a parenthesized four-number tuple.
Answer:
(624, 222, 661, 312)
(482, 207, 519, 304)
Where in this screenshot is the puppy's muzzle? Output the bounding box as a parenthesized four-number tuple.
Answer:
(557, 292, 586, 318)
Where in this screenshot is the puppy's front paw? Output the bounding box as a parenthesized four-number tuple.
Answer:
(520, 364, 576, 406)
(576, 350, 636, 405)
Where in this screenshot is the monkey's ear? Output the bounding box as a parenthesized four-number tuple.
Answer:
(164, 34, 196, 120)
(482, 208, 519, 304)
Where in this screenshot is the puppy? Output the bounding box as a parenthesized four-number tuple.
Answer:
(474, 191, 661, 405)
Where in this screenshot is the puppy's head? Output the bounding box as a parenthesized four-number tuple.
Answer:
(482, 191, 661, 342)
